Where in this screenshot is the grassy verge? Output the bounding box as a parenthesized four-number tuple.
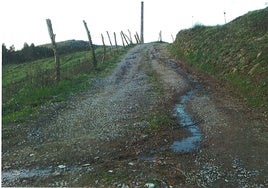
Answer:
(169, 7, 268, 112)
(2, 47, 130, 124)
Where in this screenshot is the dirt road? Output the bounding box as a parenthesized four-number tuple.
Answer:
(2, 43, 268, 187)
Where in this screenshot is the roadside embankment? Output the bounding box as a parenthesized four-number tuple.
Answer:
(170, 7, 268, 113)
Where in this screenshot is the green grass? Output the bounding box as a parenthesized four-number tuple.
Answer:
(170, 7, 268, 111)
(142, 58, 174, 129)
(2, 47, 130, 124)
(142, 110, 173, 129)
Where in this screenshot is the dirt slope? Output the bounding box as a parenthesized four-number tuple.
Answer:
(2, 43, 268, 187)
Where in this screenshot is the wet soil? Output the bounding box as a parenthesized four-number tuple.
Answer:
(2, 43, 268, 187)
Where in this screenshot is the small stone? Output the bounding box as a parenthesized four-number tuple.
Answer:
(144, 183, 155, 188)
(52, 171, 61, 176)
(13, 170, 21, 176)
(128, 162, 134, 166)
(82, 164, 91, 167)
(58, 165, 66, 169)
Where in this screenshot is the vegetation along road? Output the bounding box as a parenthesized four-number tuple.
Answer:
(2, 42, 268, 187)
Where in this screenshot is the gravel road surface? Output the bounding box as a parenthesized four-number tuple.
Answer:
(2, 43, 268, 187)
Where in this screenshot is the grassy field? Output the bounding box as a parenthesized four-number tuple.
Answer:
(2, 47, 130, 124)
(170, 7, 268, 111)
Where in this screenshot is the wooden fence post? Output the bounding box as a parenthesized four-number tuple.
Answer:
(121, 31, 129, 46)
(83, 20, 97, 69)
(106, 31, 113, 54)
(128, 29, 133, 44)
(46, 19, 60, 82)
(123, 32, 132, 45)
(101, 33, 106, 62)
(136, 32, 141, 43)
(134, 34, 139, 44)
(141, 1, 144, 43)
(114, 32, 119, 53)
(120, 32, 125, 47)
(158, 30, 162, 42)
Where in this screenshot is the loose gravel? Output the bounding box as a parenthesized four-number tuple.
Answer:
(34, 44, 162, 143)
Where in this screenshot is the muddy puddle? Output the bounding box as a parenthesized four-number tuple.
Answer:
(168, 60, 202, 153)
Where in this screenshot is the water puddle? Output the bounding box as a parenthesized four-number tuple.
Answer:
(168, 60, 202, 153)
(139, 156, 157, 162)
(171, 88, 202, 152)
(2, 168, 53, 181)
(2, 165, 92, 183)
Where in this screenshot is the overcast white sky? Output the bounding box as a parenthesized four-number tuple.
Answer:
(0, 0, 267, 50)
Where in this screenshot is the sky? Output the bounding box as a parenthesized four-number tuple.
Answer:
(0, 0, 267, 50)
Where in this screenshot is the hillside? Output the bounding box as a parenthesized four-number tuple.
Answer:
(2, 39, 102, 65)
(41, 39, 88, 48)
(170, 7, 268, 111)
(40, 39, 101, 51)
(2, 46, 128, 124)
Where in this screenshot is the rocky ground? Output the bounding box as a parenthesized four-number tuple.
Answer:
(2, 43, 268, 187)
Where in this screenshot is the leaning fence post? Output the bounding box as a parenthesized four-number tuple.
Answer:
(46, 19, 60, 82)
(134, 34, 139, 44)
(83, 20, 97, 69)
(136, 32, 141, 43)
(106, 31, 113, 54)
(120, 32, 125, 47)
(128, 29, 133, 44)
(123, 32, 132, 45)
(114, 32, 119, 53)
(121, 31, 129, 46)
(101, 33, 106, 62)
